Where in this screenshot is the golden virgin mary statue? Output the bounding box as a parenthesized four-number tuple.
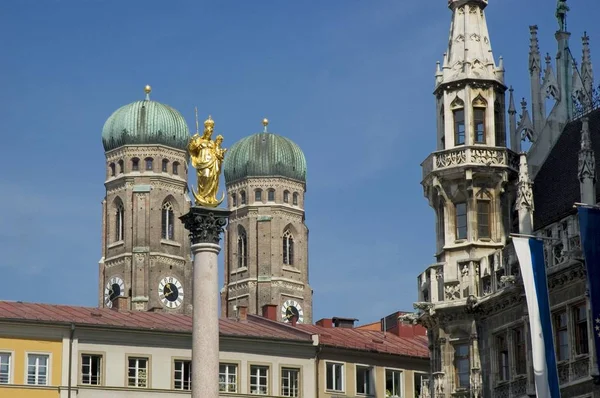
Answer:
(188, 115, 227, 207)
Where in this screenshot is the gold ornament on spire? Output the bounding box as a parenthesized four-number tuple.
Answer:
(188, 115, 226, 207)
(144, 85, 152, 94)
(263, 118, 269, 132)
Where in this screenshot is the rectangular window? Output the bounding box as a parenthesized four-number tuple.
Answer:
(268, 190, 275, 202)
(474, 108, 486, 143)
(496, 335, 509, 381)
(574, 304, 589, 355)
(326, 362, 344, 392)
(454, 109, 465, 145)
(127, 357, 148, 388)
(455, 202, 467, 240)
(414, 373, 427, 398)
(477, 200, 491, 239)
(255, 190, 262, 202)
(173, 360, 191, 390)
(0, 353, 10, 384)
(554, 311, 570, 361)
(173, 163, 179, 175)
(454, 344, 470, 388)
(495, 103, 506, 146)
(132, 159, 139, 171)
(356, 365, 372, 395)
(27, 354, 48, 385)
(385, 369, 402, 397)
(250, 365, 269, 395)
(513, 327, 527, 375)
(81, 354, 102, 385)
(162, 160, 168, 172)
(219, 363, 237, 393)
(281, 367, 300, 397)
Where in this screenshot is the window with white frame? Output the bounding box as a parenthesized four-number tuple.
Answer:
(385, 369, 402, 397)
(0, 353, 10, 384)
(127, 357, 148, 388)
(250, 365, 269, 395)
(281, 367, 300, 397)
(356, 365, 372, 395)
(161, 201, 175, 240)
(282, 230, 294, 266)
(326, 362, 344, 392)
(219, 363, 237, 393)
(27, 354, 48, 385)
(81, 354, 102, 385)
(115, 201, 124, 242)
(174, 360, 191, 390)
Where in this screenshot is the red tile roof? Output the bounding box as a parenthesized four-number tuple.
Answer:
(298, 324, 429, 358)
(0, 301, 428, 358)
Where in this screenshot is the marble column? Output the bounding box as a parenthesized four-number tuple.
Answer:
(181, 206, 230, 398)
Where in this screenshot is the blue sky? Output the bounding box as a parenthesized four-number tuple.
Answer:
(1, 0, 599, 325)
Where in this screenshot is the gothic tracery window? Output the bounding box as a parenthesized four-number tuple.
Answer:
(115, 201, 124, 242)
(162, 201, 175, 240)
(282, 230, 294, 266)
(237, 226, 247, 268)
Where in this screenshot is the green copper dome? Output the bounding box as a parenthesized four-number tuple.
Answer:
(102, 91, 190, 151)
(224, 132, 307, 184)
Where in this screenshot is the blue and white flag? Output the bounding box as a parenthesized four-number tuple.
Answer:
(513, 237, 561, 398)
(577, 206, 600, 376)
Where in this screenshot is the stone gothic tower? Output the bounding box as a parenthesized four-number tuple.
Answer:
(220, 119, 312, 324)
(98, 86, 192, 314)
(417, 0, 519, 395)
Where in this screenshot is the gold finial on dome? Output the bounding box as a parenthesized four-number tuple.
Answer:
(144, 85, 152, 100)
(263, 118, 269, 132)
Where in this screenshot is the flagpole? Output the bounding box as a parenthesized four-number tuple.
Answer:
(509, 233, 561, 241)
(573, 202, 600, 209)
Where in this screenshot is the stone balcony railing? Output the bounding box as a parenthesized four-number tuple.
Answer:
(422, 146, 519, 181)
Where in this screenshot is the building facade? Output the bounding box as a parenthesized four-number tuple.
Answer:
(0, 301, 428, 398)
(98, 86, 192, 314)
(411, 1, 600, 397)
(221, 120, 313, 324)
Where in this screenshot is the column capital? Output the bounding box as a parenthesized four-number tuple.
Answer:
(180, 206, 231, 245)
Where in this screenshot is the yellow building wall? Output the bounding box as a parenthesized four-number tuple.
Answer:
(0, 337, 62, 397)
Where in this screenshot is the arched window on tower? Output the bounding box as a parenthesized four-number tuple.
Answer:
(267, 189, 275, 202)
(132, 158, 139, 171)
(240, 190, 246, 205)
(292, 192, 299, 206)
(172, 162, 179, 175)
(109, 163, 116, 177)
(473, 94, 487, 144)
(145, 157, 153, 171)
(451, 96, 465, 146)
(282, 230, 294, 266)
(237, 226, 247, 268)
(162, 201, 175, 240)
(283, 190, 290, 203)
(115, 201, 124, 242)
(118, 160, 124, 174)
(162, 159, 169, 172)
(494, 99, 506, 147)
(232, 193, 237, 207)
(255, 189, 262, 202)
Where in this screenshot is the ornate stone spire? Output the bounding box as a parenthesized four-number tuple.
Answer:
(578, 116, 596, 204)
(516, 154, 534, 234)
(529, 26, 545, 133)
(581, 32, 594, 106)
(542, 53, 560, 101)
(508, 87, 519, 152)
(516, 98, 536, 143)
(437, 0, 503, 87)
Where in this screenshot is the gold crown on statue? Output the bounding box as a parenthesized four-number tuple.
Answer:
(204, 115, 215, 129)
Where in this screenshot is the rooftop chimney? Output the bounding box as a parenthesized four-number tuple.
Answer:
(332, 317, 358, 328)
(111, 296, 128, 311)
(316, 318, 333, 328)
(262, 304, 278, 321)
(237, 305, 248, 321)
(290, 314, 298, 327)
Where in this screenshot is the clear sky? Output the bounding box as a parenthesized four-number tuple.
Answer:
(1, 0, 599, 325)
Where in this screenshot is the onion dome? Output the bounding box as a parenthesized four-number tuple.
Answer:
(102, 85, 190, 151)
(224, 119, 307, 184)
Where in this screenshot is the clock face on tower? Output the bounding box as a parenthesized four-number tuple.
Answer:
(104, 276, 125, 308)
(281, 300, 304, 323)
(158, 276, 184, 309)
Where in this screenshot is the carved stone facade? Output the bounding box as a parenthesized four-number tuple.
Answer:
(221, 176, 312, 323)
(98, 144, 192, 314)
